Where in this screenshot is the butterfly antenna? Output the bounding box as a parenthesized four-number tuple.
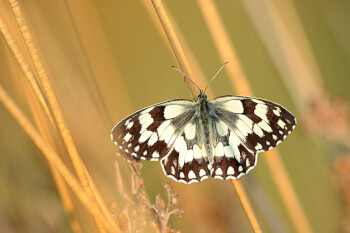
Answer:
(204, 62, 228, 93)
(171, 66, 201, 100)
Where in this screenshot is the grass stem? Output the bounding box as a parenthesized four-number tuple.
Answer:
(151, 1, 262, 232)
(0, 84, 120, 233)
(231, 180, 262, 233)
(151, 0, 199, 99)
(197, 1, 313, 232)
(7, 0, 120, 231)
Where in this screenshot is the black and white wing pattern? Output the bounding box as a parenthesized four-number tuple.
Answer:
(209, 95, 296, 180)
(161, 115, 211, 184)
(111, 94, 296, 184)
(111, 100, 196, 161)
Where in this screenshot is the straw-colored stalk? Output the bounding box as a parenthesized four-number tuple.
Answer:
(0, 84, 118, 233)
(26, 85, 83, 233)
(150, 0, 262, 232)
(196, 1, 313, 233)
(1, 0, 120, 231)
(242, 0, 350, 231)
(151, 0, 199, 99)
(141, 0, 214, 98)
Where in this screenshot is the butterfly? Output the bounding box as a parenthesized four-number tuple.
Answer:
(111, 63, 296, 184)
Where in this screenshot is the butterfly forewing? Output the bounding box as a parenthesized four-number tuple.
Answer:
(212, 95, 296, 152)
(111, 100, 195, 161)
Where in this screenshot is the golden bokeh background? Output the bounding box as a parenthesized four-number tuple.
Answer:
(0, 0, 349, 232)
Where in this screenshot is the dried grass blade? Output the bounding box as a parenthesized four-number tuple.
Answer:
(196, 1, 264, 231)
(0, 14, 53, 124)
(7, 0, 119, 231)
(241, 0, 323, 110)
(151, 0, 199, 99)
(51, 167, 83, 233)
(27, 91, 83, 233)
(197, 1, 314, 232)
(150, 1, 261, 232)
(196, 0, 252, 96)
(265, 150, 313, 233)
(142, 0, 214, 98)
(231, 180, 262, 233)
(0, 84, 119, 233)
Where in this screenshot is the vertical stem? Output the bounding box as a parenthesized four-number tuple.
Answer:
(197, 0, 252, 96)
(265, 150, 313, 233)
(6, 0, 119, 231)
(151, 0, 199, 99)
(0, 85, 118, 233)
(197, 1, 313, 232)
(150, 1, 262, 232)
(232, 180, 263, 233)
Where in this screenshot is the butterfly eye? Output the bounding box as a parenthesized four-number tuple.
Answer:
(197, 91, 207, 101)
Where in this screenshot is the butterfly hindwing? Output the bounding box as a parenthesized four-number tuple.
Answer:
(161, 148, 210, 184)
(161, 117, 211, 183)
(211, 120, 257, 179)
(111, 99, 195, 161)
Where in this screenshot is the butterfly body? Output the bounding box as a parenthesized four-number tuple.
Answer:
(111, 89, 296, 184)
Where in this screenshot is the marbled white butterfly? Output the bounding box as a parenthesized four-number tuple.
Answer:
(111, 64, 296, 184)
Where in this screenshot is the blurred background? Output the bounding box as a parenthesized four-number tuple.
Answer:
(0, 0, 349, 232)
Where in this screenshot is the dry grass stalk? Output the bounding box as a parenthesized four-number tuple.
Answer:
(197, 1, 314, 232)
(0, 84, 118, 233)
(51, 165, 83, 233)
(141, 0, 214, 98)
(305, 96, 350, 231)
(1, 0, 121, 231)
(264, 149, 312, 233)
(334, 155, 350, 233)
(0, 14, 53, 124)
(112, 152, 182, 233)
(243, 0, 350, 230)
(150, 0, 262, 232)
(26, 88, 83, 233)
(242, 0, 324, 110)
(196, 0, 252, 97)
(231, 180, 262, 233)
(151, 0, 198, 99)
(0, 7, 82, 231)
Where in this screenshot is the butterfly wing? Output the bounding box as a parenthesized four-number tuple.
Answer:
(209, 95, 297, 179)
(161, 116, 211, 184)
(111, 99, 196, 161)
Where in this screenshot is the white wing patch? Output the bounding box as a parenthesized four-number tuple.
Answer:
(216, 122, 228, 136)
(254, 104, 269, 122)
(223, 100, 244, 113)
(215, 142, 224, 157)
(164, 105, 186, 119)
(184, 123, 196, 140)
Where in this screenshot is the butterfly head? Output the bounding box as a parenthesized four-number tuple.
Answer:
(197, 90, 207, 102)
(171, 62, 228, 101)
